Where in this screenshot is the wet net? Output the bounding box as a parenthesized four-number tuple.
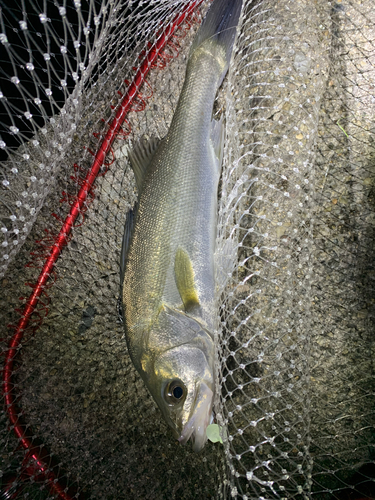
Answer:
(0, 0, 374, 499)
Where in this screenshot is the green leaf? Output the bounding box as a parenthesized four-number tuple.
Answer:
(206, 423, 223, 444)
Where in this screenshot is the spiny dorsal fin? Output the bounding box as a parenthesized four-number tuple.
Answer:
(128, 136, 160, 192)
(174, 248, 200, 312)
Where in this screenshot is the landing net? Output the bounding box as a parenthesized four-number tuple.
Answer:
(0, 1, 374, 499)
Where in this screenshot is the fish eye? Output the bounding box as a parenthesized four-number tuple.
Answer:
(164, 379, 186, 405)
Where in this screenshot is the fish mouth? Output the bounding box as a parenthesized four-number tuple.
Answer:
(178, 382, 213, 452)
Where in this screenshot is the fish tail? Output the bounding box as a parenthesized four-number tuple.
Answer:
(190, 0, 242, 83)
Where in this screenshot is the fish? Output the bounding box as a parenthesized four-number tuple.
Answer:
(120, 0, 242, 452)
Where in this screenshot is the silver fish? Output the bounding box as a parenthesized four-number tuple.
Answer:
(121, 0, 242, 452)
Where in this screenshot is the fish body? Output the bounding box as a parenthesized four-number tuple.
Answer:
(121, 0, 242, 452)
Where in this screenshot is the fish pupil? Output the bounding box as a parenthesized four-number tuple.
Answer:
(164, 380, 186, 405)
(173, 386, 183, 400)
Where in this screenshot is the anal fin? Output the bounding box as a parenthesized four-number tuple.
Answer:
(128, 136, 160, 192)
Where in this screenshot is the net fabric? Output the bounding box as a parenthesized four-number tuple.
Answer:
(0, 0, 110, 274)
(0, 1, 374, 500)
(216, 0, 324, 497)
(309, 1, 375, 497)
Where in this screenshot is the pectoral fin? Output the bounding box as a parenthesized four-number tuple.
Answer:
(174, 248, 200, 312)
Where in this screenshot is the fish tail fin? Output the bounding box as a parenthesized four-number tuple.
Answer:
(190, 0, 242, 84)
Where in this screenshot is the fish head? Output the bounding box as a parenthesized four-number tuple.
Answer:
(153, 344, 214, 452)
(145, 309, 215, 452)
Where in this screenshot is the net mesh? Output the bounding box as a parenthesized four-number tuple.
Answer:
(0, 0, 374, 499)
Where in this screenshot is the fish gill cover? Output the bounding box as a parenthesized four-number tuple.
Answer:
(0, 1, 374, 500)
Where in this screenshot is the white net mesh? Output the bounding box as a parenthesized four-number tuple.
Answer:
(0, 0, 374, 499)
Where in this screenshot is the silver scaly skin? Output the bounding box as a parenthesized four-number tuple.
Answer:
(121, 0, 242, 452)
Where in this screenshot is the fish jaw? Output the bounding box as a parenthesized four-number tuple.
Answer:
(178, 382, 213, 452)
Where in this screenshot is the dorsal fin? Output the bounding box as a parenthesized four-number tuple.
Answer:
(128, 136, 160, 192)
(174, 248, 200, 312)
(210, 115, 224, 170)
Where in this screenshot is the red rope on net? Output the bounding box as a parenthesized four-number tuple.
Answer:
(2, 2, 202, 499)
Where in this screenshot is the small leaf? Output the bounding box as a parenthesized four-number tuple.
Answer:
(206, 423, 223, 444)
